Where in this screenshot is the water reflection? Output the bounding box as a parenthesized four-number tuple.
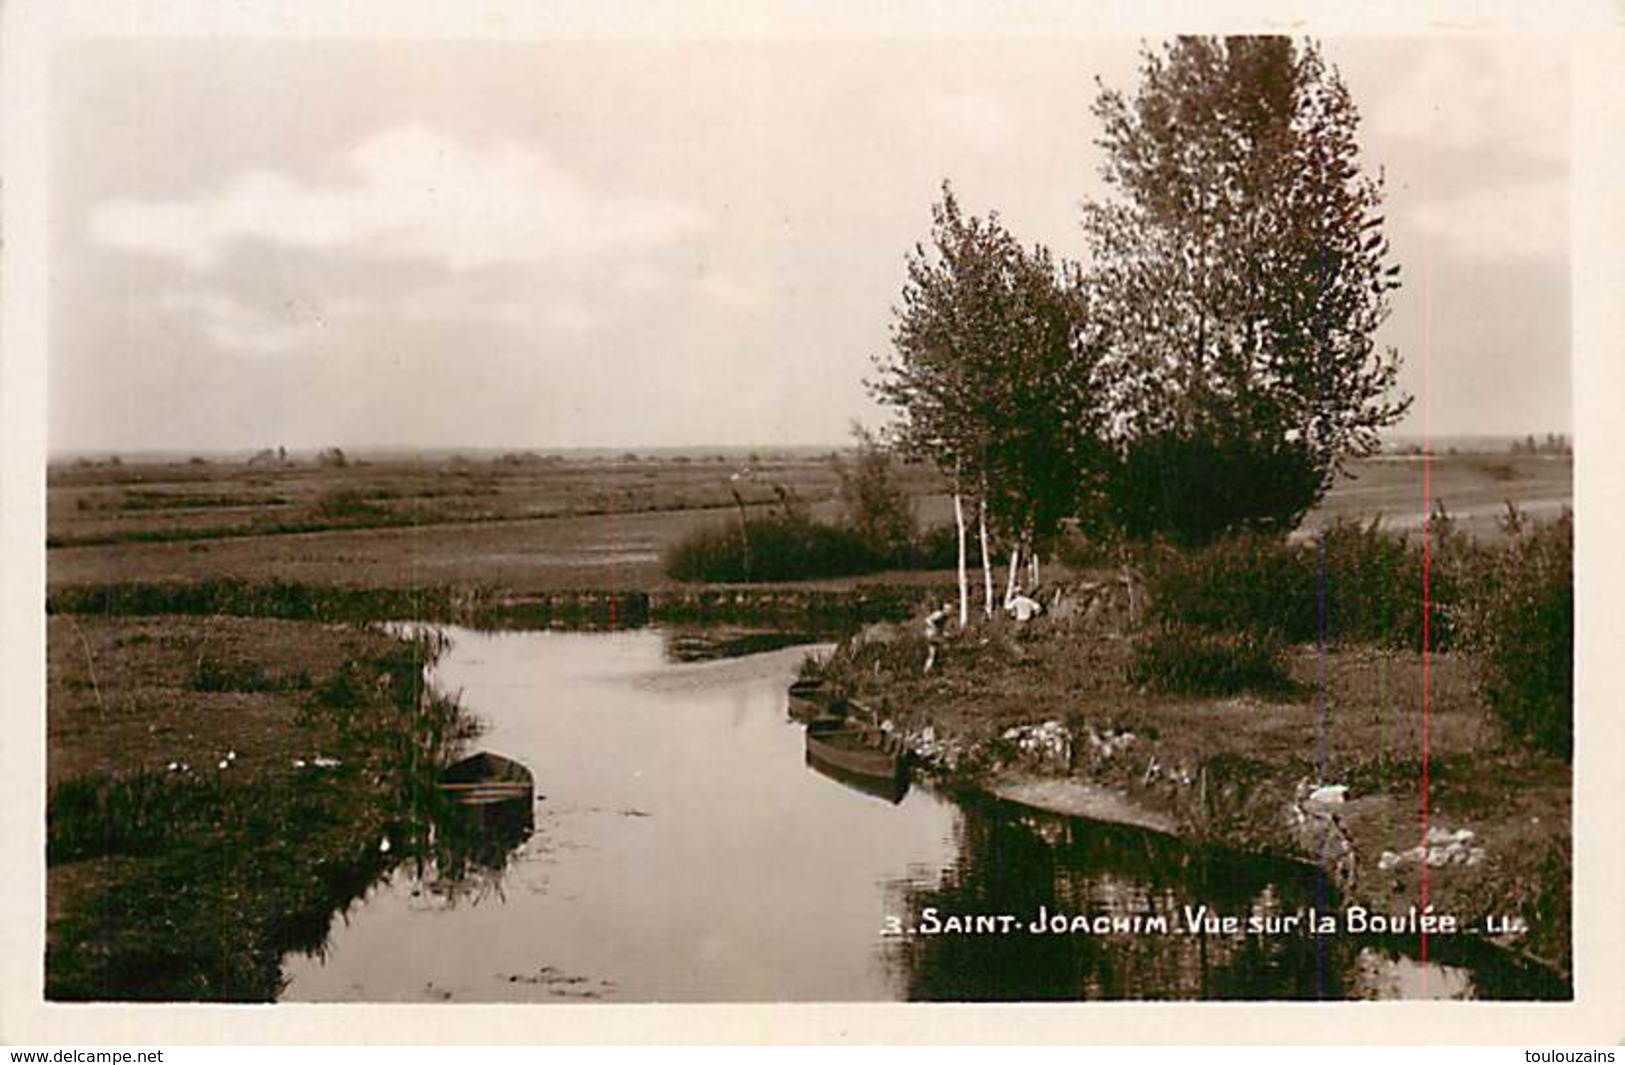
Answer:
(883, 795, 1567, 1001)
(660, 625, 831, 663)
(418, 752, 536, 906)
(284, 626, 1567, 1002)
(805, 750, 910, 805)
(882, 797, 1347, 1000)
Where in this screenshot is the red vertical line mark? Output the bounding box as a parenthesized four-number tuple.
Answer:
(1314, 174, 1332, 1001)
(609, 595, 617, 631)
(1419, 204, 1435, 974)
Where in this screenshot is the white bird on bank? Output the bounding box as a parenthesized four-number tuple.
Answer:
(1307, 784, 1348, 805)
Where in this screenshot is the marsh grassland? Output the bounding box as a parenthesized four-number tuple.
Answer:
(45, 447, 1573, 998)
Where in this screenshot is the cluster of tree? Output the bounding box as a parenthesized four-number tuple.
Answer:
(246, 446, 289, 467)
(1509, 433, 1571, 456)
(870, 37, 1410, 626)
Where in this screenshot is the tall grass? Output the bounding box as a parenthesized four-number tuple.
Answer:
(1129, 624, 1295, 696)
(1145, 509, 1572, 759)
(1454, 511, 1572, 760)
(1145, 517, 1448, 651)
(46, 631, 477, 1000)
(49, 772, 228, 864)
(664, 511, 985, 584)
(47, 578, 455, 623)
(665, 514, 881, 583)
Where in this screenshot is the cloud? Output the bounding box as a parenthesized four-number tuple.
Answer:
(1366, 42, 1567, 164)
(388, 279, 598, 333)
(89, 125, 709, 272)
(153, 277, 605, 358)
(154, 289, 331, 358)
(1409, 178, 1567, 261)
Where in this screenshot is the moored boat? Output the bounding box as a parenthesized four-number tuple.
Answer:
(787, 678, 842, 722)
(805, 717, 908, 786)
(804, 749, 910, 804)
(439, 750, 534, 807)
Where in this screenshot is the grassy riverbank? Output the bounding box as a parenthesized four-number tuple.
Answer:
(808, 590, 1572, 981)
(46, 615, 476, 1000)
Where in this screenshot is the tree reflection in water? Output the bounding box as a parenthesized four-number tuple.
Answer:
(881, 794, 1567, 1001)
(412, 794, 535, 908)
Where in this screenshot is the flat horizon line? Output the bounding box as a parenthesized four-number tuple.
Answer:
(44, 430, 1575, 466)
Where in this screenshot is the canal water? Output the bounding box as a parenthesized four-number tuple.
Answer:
(280, 626, 1565, 1002)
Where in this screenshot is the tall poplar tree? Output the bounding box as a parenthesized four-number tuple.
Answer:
(1084, 36, 1410, 544)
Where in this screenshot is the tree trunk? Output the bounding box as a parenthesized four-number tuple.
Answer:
(1030, 548, 1040, 589)
(1005, 545, 1021, 607)
(953, 490, 969, 629)
(978, 501, 995, 619)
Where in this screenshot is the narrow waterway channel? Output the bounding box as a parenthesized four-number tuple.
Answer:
(280, 626, 1565, 1002)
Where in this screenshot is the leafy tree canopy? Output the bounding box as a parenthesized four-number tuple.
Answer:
(872, 183, 1108, 548)
(1085, 36, 1410, 540)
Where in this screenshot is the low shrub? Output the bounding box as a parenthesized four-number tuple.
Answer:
(192, 654, 278, 693)
(1129, 624, 1294, 696)
(664, 514, 998, 583)
(909, 522, 987, 571)
(1146, 517, 1457, 652)
(314, 489, 392, 522)
(1458, 511, 1572, 760)
(1316, 517, 1432, 649)
(832, 430, 916, 562)
(1052, 525, 1121, 571)
(314, 661, 367, 710)
(1145, 505, 1571, 760)
(664, 515, 881, 583)
(1146, 532, 1319, 641)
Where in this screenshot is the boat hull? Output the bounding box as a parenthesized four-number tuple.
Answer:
(805, 719, 908, 787)
(804, 749, 909, 804)
(786, 679, 842, 722)
(440, 751, 535, 807)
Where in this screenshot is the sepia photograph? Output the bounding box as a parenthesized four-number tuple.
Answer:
(6, 0, 1623, 1043)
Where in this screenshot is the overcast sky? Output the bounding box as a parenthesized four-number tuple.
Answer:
(48, 33, 1570, 454)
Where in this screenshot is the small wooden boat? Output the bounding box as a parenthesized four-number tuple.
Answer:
(805, 717, 908, 787)
(431, 751, 534, 876)
(805, 749, 910, 805)
(439, 751, 534, 807)
(787, 678, 843, 722)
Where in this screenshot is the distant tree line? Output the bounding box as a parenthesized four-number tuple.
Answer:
(1509, 433, 1571, 456)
